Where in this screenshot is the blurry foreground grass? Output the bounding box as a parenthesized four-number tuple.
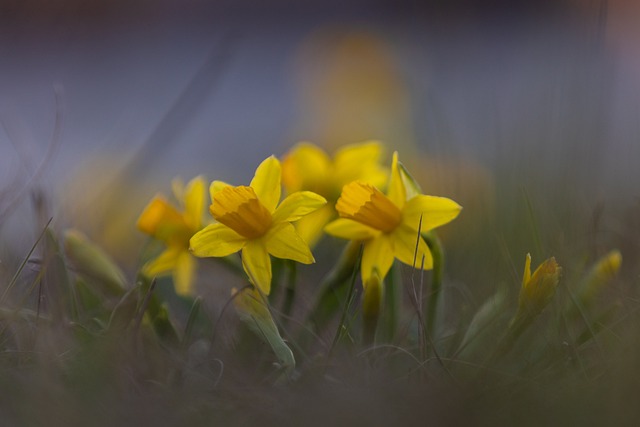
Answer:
(1, 138, 640, 427)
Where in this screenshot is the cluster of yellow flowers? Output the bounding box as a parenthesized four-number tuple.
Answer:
(136, 141, 462, 296)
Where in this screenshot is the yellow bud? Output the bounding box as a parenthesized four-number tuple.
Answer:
(578, 250, 622, 308)
(63, 229, 127, 295)
(516, 255, 561, 319)
(233, 287, 296, 378)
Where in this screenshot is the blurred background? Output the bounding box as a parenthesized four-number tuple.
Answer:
(1, 0, 639, 291)
(3, 3, 640, 424)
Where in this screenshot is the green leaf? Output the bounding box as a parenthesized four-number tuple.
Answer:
(457, 289, 508, 359)
(234, 287, 295, 382)
(107, 287, 139, 333)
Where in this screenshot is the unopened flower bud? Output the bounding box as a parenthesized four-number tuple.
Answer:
(516, 254, 561, 320)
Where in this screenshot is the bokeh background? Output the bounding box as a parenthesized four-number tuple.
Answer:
(3, 1, 640, 425)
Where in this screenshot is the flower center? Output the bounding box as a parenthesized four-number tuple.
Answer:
(211, 186, 273, 239)
(336, 181, 402, 233)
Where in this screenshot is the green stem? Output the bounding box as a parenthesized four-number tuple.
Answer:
(485, 314, 532, 367)
(328, 244, 363, 358)
(280, 260, 297, 324)
(380, 264, 400, 343)
(181, 296, 203, 350)
(423, 231, 444, 344)
(362, 271, 383, 346)
(307, 242, 361, 331)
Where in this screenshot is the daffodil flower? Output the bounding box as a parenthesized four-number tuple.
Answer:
(325, 152, 462, 285)
(189, 156, 326, 294)
(137, 176, 206, 296)
(281, 141, 387, 247)
(516, 254, 561, 318)
(509, 254, 561, 337)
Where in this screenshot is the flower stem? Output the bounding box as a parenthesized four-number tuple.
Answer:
(328, 244, 363, 358)
(280, 260, 297, 324)
(307, 241, 361, 331)
(423, 231, 444, 344)
(362, 270, 383, 346)
(380, 264, 400, 342)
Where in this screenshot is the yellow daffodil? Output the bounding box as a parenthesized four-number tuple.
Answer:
(137, 176, 206, 296)
(325, 152, 462, 285)
(189, 156, 326, 294)
(281, 141, 387, 247)
(516, 254, 561, 318)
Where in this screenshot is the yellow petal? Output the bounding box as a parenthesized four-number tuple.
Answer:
(402, 195, 462, 232)
(386, 151, 406, 209)
(189, 223, 246, 257)
(143, 247, 181, 277)
(392, 224, 433, 270)
(184, 175, 206, 230)
(173, 252, 195, 296)
(272, 191, 327, 223)
(264, 222, 314, 264)
(242, 240, 272, 294)
(361, 234, 395, 284)
(250, 155, 281, 213)
(137, 195, 189, 243)
(522, 253, 532, 288)
(325, 218, 380, 240)
(171, 177, 185, 201)
(294, 204, 336, 248)
(210, 180, 232, 202)
(334, 140, 382, 170)
(333, 140, 387, 187)
(281, 142, 331, 194)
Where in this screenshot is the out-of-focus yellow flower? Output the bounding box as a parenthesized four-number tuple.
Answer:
(293, 31, 415, 151)
(281, 141, 387, 247)
(325, 152, 462, 285)
(189, 156, 326, 295)
(578, 250, 622, 308)
(516, 254, 561, 318)
(137, 176, 206, 296)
